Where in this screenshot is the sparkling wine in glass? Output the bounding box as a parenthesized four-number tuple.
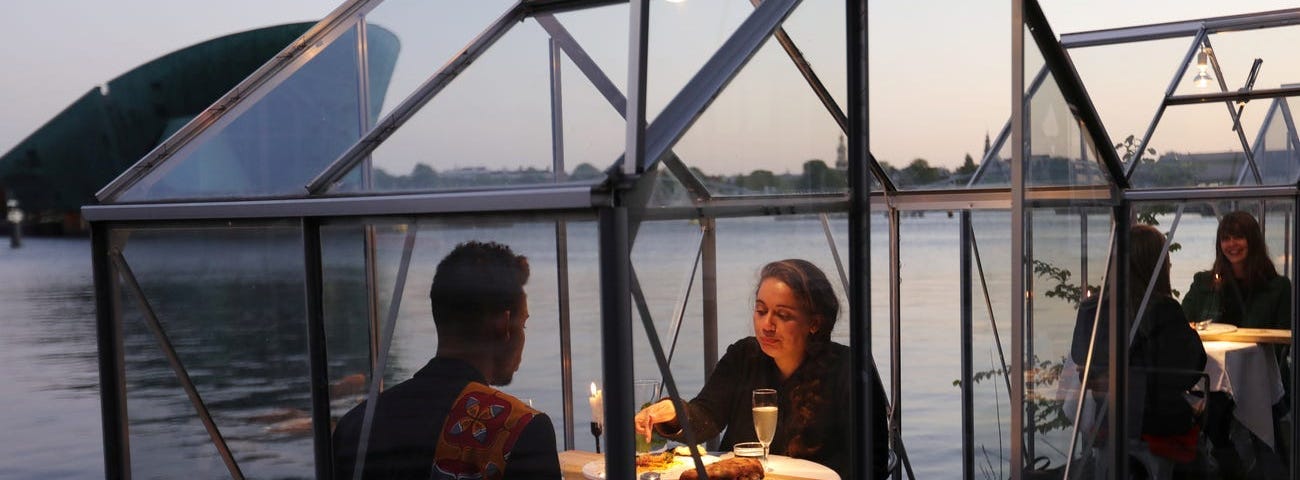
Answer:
(752, 388, 778, 471)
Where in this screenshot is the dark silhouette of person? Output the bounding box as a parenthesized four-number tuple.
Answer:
(1071, 224, 1207, 467)
(333, 241, 560, 479)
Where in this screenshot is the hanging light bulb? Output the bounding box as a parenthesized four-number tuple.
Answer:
(1193, 46, 1214, 88)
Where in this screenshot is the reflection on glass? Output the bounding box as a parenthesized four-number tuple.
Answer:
(119, 26, 393, 201)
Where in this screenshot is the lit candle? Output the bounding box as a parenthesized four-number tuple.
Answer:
(589, 382, 604, 428)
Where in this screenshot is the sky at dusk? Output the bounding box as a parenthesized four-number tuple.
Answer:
(1, 0, 1297, 179)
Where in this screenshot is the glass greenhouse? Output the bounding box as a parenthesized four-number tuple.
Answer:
(84, 0, 1300, 479)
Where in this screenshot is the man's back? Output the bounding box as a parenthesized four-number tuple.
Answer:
(332, 357, 561, 479)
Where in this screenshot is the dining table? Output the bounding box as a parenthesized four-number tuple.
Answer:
(559, 450, 841, 480)
(1199, 337, 1286, 448)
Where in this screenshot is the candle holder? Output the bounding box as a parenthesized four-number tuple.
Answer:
(590, 421, 603, 453)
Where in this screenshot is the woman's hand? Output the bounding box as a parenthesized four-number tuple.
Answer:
(634, 399, 677, 442)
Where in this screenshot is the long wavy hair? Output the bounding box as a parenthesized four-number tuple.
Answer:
(1212, 211, 1278, 289)
(756, 259, 839, 457)
(1128, 224, 1172, 324)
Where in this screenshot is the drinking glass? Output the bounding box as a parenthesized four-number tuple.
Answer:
(752, 388, 778, 471)
(635, 380, 662, 453)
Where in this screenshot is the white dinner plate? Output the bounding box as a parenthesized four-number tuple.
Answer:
(1196, 323, 1238, 335)
(717, 453, 841, 480)
(582, 454, 720, 480)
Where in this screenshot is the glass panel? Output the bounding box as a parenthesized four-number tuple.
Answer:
(118, 26, 369, 201)
(120, 291, 228, 478)
(1130, 102, 1257, 188)
(1068, 37, 1196, 162)
(968, 129, 1014, 188)
(968, 210, 1014, 478)
(335, 19, 577, 193)
(1027, 207, 1112, 477)
(1135, 200, 1294, 477)
(1252, 99, 1300, 185)
(1172, 26, 1300, 98)
(324, 213, 605, 477)
(670, 1, 847, 196)
(363, 0, 517, 120)
(1026, 73, 1109, 187)
(116, 223, 312, 477)
(555, 1, 750, 123)
(558, 52, 627, 180)
(870, 0, 1009, 191)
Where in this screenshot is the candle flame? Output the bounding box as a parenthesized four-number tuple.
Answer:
(590, 382, 598, 396)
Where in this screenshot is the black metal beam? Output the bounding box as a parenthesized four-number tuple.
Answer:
(303, 218, 334, 479)
(92, 223, 130, 480)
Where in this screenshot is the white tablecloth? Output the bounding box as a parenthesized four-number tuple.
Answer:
(1202, 341, 1285, 447)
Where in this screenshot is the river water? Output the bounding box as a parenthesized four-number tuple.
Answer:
(0, 209, 1273, 478)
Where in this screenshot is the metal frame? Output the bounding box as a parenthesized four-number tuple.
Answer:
(82, 2, 1300, 480)
(111, 251, 245, 478)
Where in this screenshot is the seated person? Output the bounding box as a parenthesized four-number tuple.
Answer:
(1071, 225, 1207, 463)
(1181, 211, 1292, 476)
(633, 259, 891, 479)
(332, 241, 561, 479)
(1182, 210, 1291, 330)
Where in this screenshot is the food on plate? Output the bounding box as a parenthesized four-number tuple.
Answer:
(673, 444, 707, 457)
(635, 451, 678, 475)
(677, 457, 763, 480)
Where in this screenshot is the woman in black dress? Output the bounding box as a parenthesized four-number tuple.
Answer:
(633, 259, 890, 479)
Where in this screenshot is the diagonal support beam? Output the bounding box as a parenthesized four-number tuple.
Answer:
(638, 0, 802, 172)
(534, 14, 712, 201)
(110, 251, 245, 479)
(307, 4, 527, 194)
(628, 266, 708, 479)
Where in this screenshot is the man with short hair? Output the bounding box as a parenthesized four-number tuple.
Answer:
(333, 241, 561, 479)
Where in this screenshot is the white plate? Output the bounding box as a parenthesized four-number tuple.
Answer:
(582, 455, 720, 480)
(1195, 323, 1238, 335)
(717, 453, 841, 480)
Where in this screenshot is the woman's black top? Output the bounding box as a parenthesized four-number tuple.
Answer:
(1071, 296, 1207, 436)
(655, 337, 891, 479)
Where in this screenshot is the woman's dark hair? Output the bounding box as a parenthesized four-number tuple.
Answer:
(429, 241, 529, 338)
(756, 259, 838, 457)
(1128, 224, 1172, 321)
(1212, 211, 1278, 288)
(758, 259, 839, 342)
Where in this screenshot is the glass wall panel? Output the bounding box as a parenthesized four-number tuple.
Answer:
(552, 1, 749, 125)
(118, 25, 376, 201)
(670, 1, 847, 197)
(967, 209, 1014, 478)
(114, 223, 311, 478)
(892, 210, 966, 478)
(339, 19, 557, 193)
(1068, 37, 1197, 158)
(1252, 98, 1300, 186)
(1171, 26, 1300, 99)
(323, 213, 604, 478)
(1026, 207, 1112, 477)
(1131, 103, 1257, 188)
(1026, 75, 1109, 187)
(869, 0, 1009, 191)
(363, 0, 517, 120)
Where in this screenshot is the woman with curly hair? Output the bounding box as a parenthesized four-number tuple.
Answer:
(633, 259, 890, 479)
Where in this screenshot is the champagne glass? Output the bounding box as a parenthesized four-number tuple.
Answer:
(752, 388, 778, 471)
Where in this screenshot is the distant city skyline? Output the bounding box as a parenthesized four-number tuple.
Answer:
(2, 0, 1297, 181)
